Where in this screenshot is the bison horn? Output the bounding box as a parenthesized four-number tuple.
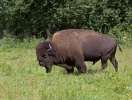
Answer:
(47, 44, 52, 52)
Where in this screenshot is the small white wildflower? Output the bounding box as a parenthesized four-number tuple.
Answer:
(123, 37, 126, 39)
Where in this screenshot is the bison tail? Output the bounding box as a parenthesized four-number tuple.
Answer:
(117, 41, 123, 52)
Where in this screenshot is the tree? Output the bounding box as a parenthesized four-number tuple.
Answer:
(0, 0, 132, 40)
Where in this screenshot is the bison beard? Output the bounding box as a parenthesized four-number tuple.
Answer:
(36, 29, 122, 74)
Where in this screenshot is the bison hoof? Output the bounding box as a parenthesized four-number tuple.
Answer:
(80, 70, 87, 73)
(66, 69, 74, 74)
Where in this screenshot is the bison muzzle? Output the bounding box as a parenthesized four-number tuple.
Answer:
(36, 29, 122, 74)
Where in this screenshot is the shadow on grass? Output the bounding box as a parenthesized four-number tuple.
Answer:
(62, 69, 99, 76)
(87, 69, 99, 74)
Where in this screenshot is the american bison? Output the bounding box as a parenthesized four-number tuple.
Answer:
(36, 29, 122, 74)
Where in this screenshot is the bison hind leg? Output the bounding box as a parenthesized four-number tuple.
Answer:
(98, 60, 108, 72)
(98, 55, 109, 72)
(109, 56, 118, 72)
(109, 48, 118, 72)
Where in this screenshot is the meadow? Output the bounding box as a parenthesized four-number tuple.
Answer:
(0, 38, 132, 100)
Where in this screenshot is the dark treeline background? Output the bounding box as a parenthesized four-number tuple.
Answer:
(0, 0, 132, 42)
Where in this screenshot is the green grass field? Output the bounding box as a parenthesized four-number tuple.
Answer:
(0, 39, 132, 100)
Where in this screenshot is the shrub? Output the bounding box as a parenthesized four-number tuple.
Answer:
(0, 0, 132, 44)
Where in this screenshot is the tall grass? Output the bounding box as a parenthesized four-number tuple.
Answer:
(0, 38, 132, 100)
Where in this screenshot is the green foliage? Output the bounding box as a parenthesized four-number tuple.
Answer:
(0, 0, 132, 42)
(0, 35, 44, 50)
(108, 23, 132, 45)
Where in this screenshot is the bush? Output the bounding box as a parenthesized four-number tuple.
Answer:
(0, 0, 132, 44)
(108, 23, 132, 44)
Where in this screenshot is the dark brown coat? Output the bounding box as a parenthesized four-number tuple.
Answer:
(36, 29, 122, 73)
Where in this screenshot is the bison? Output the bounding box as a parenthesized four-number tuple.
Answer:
(36, 29, 122, 74)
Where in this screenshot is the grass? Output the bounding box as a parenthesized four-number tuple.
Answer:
(0, 38, 132, 100)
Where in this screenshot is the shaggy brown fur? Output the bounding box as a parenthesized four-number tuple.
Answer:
(36, 29, 122, 73)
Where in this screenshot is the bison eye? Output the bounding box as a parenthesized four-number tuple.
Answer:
(42, 54, 46, 58)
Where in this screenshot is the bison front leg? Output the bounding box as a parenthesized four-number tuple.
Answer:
(66, 67, 74, 74)
(76, 61, 87, 73)
(59, 64, 74, 74)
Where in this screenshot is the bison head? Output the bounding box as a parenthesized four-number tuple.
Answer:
(36, 41, 56, 73)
